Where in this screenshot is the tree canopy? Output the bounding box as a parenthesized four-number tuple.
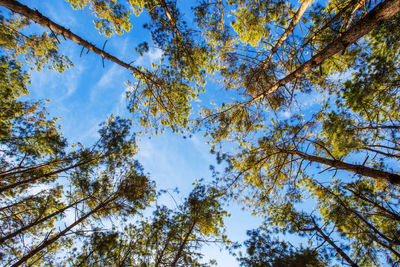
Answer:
(0, 0, 399, 265)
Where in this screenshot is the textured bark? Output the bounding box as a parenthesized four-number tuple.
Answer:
(293, 0, 360, 56)
(261, 0, 314, 70)
(252, 0, 400, 101)
(159, 0, 181, 38)
(0, 0, 158, 85)
(313, 221, 359, 267)
(284, 149, 400, 185)
(11, 196, 116, 267)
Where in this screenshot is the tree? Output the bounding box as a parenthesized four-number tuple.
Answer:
(0, 0, 216, 133)
(65, 185, 228, 267)
(1, 0, 400, 265)
(238, 228, 328, 267)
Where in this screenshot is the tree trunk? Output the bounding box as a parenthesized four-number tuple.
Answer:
(320, 184, 400, 247)
(11, 196, 116, 267)
(261, 0, 314, 70)
(171, 220, 196, 267)
(292, 0, 359, 56)
(0, 158, 68, 178)
(0, 0, 158, 85)
(0, 159, 94, 194)
(0, 197, 88, 244)
(284, 148, 400, 185)
(313, 220, 359, 267)
(155, 233, 172, 267)
(345, 187, 400, 222)
(252, 0, 400, 101)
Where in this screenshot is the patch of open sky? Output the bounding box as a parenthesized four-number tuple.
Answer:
(7, 1, 266, 265)
(9, 0, 392, 265)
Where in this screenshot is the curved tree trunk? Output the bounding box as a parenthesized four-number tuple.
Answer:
(0, 197, 88, 244)
(312, 220, 359, 267)
(283, 148, 400, 185)
(251, 0, 400, 101)
(171, 220, 197, 267)
(345, 187, 400, 221)
(261, 0, 314, 70)
(11, 196, 116, 267)
(0, 0, 158, 85)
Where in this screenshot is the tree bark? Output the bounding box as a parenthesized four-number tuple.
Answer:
(313, 220, 359, 267)
(0, 158, 68, 178)
(252, 0, 400, 101)
(0, 0, 158, 85)
(292, 0, 359, 57)
(171, 220, 196, 267)
(11, 196, 116, 267)
(0, 197, 88, 244)
(155, 233, 172, 267)
(283, 148, 400, 185)
(345, 187, 400, 222)
(261, 0, 314, 70)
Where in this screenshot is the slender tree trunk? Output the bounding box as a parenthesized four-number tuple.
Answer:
(367, 231, 400, 258)
(0, 159, 94, 194)
(0, 197, 88, 244)
(76, 248, 96, 267)
(0, 0, 158, 85)
(356, 125, 400, 130)
(11, 196, 116, 267)
(155, 233, 172, 267)
(261, 0, 314, 70)
(0, 158, 68, 178)
(0, 195, 38, 212)
(171, 220, 196, 267)
(345, 187, 400, 222)
(159, 0, 181, 38)
(283, 148, 400, 185)
(252, 0, 400, 101)
(313, 220, 359, 267)
(293, 0, 359, 56)
(320, 184, 400, 246)
(362, 147, 400, 160)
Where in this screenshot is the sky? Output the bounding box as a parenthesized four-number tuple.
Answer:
(8, 0, 266, 265)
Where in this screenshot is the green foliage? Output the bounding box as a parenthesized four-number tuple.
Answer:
(238, 228, 327, 267)
(66, 0, 133, 37)
(1, 0, 400, 265)
(67, 185, 228, 266)
(0, 12, 72, 72)
(230, 0, 288, 47)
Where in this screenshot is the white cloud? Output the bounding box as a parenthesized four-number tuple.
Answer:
(44, 1, 78, 28)
(135, 48, 163, 67)
(28, 62, 84, 101)
(97, 64, 121, 88)
(282, 110, 292, 118)
(90, 64, 125, 102)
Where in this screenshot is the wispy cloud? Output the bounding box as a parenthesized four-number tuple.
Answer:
(90, 64, 125, 102)
(135, 48, 163, 67)
(28, 62, 84, 101)
(44, 1, 78, 28)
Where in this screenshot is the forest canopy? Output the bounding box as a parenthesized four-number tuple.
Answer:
(0, 0, 399, 266)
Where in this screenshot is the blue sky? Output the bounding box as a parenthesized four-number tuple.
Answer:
(10, 0, 267, 265)
(12, 0, 342, 264)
